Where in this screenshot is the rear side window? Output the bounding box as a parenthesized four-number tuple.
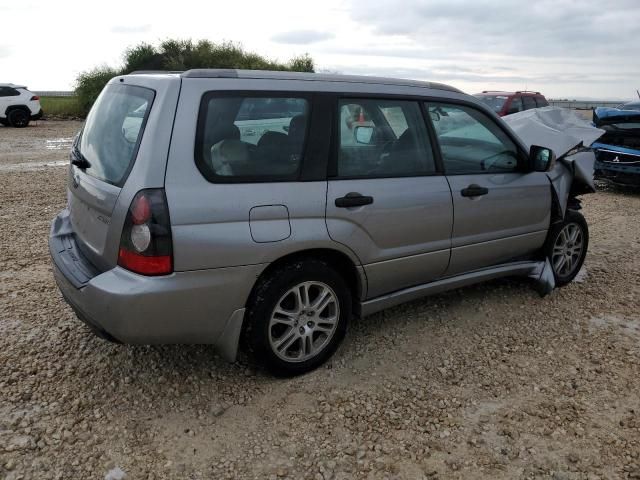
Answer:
(336, 98, 435, 178)
(535, 96, 549, 107)
(522, 96, 537, 110)
(196, 95, 309, 182)
(0, 87, 20, 97)
(79, 84, 154, 186)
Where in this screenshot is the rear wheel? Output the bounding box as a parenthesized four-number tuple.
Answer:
(243, 260, 351, 376)
(544, 210, 588, 286)
(8, 109, 30, 128)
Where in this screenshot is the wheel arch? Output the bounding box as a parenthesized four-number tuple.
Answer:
(246, 248, 366, 317)
(4, 104, 31, 116)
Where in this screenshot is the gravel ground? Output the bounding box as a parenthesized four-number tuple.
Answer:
(1, 121, 639, 480)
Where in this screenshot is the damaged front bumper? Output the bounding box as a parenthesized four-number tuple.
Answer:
(592, 142, 640, 186)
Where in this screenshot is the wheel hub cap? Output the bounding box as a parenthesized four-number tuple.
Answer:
(551, 223, 584, 278)
(268, 281, 340, 363)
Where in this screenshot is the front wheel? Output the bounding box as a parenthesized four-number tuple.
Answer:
(243, 260, 351, 376)
(544, 210, 589, 286)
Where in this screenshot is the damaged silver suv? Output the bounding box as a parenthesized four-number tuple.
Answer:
(49, 70, 595, 375)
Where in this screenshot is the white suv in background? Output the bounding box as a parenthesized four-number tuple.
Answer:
(0, 83, 43, 127)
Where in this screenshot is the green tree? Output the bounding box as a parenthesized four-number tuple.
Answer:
(75, 39, 315, 115)
(75, 66, 120, 114)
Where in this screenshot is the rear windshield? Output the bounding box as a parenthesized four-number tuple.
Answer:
(79, 84, 155, 186)
(474, 95, 508, 113)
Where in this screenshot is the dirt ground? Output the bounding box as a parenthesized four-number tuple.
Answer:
(0, 120, 83, 166)
(0, 121, 639, 480)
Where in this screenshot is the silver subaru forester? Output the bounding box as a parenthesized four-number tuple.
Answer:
(50, 70, 593, 375)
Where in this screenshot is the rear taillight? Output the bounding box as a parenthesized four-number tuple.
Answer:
(30, 95, 39, 101)
(118, 189, 173, 276)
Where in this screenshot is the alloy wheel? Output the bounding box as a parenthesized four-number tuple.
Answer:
(268, 281, 340, 363)
(551, 223, 584, 277)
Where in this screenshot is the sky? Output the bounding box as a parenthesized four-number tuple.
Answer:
(1, 0, 639, 100)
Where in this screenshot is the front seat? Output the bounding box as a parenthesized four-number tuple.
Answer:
(387, 128, 420, 174)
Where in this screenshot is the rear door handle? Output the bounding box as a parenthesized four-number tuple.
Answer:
(461, 184, 489, 197)
(335, 192, 374, 208)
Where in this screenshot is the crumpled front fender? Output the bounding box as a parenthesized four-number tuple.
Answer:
(546, 150, 596, 217)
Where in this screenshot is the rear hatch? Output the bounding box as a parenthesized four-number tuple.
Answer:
(69, 83, 155, 270)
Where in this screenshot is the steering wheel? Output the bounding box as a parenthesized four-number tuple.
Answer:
(480, 150, 518, 171)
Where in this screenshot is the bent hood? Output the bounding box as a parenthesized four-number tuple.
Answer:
(503, 107, 605, 216)
(594, 107, 640, 126)
(503, 106, 605, 158)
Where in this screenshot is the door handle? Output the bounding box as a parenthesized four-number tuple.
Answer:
(335, 192, 374, 208)
(461, 184, 489, 197)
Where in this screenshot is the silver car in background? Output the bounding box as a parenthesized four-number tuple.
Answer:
(50, 70, 592, 376)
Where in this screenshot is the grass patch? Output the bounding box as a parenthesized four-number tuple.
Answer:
(39, 96, 84, 118)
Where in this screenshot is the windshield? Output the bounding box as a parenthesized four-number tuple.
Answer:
(79, 84, 155, 186)
(623, 102, 640, 111)
(474, 95, 508, 113)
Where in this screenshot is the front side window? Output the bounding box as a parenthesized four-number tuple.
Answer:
(337, 99, 435, 178)
(79, 84, 154, 186)
(474, 95, 509, 114)
(196, 96, 309, 181)
(427, 103, 521, 174)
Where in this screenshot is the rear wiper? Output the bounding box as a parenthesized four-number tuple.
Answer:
(71, 145, 91, 170)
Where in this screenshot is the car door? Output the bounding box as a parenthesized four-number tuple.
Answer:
(326, 97, 453, 299)
(426, 102, 551, 275)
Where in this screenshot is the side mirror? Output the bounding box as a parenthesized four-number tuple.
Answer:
(354, 125, 374, 144)
(529, 145, 556, 172)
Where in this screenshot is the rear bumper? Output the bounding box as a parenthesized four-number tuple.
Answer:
(31, 108, 43, 120)
(49, 211, 265, 361)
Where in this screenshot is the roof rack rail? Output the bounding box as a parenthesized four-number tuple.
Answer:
(179, 69, 463, 93)
(128, 70, 184, 75)
(516, 90, 541, 94)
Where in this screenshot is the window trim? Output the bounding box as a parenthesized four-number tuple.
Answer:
(328, 94, 441, 180)
(425, 100, 530, 176)
(194, 90, 314, 184)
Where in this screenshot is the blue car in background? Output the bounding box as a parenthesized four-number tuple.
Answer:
(592, 103, 640, 186)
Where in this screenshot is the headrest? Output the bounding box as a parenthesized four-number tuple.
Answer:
(210, 139, 249, 176)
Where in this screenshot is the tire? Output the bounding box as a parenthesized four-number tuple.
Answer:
(544, 210, 589, 286)
(8, 109, 30, 128)
(243, 259, 351, 376)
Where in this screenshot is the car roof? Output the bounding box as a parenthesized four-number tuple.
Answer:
(128, 69, 463, 94)
(0, 83, 27, 89)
